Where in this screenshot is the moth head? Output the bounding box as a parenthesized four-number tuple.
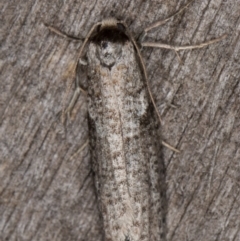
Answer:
(90, 19, 129, 68)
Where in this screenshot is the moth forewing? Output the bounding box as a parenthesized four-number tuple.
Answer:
(85, 18, 164, 241)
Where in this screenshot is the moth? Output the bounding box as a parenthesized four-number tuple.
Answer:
(86, 18, 165, 241)
(46, 2, 226, 241)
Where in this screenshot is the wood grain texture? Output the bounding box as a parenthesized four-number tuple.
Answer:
(0, 0, 239, 241)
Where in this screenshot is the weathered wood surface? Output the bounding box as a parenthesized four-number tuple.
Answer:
(0, 0, 239, 240)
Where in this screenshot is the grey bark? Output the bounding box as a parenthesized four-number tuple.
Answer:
(0, 0, 239, 241)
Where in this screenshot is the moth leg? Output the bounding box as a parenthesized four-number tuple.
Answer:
(65, 87, 81, 116)
(140, 0, 227, 56)
(44, 23, 83, 41)
(63, 67, 87, 122)
(68, 140, 89, 161)
(162, 140, 180, 153)
(45, 23, 89, 123)
(141, 34, 227, 51)
(140, 0, 195, 41)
